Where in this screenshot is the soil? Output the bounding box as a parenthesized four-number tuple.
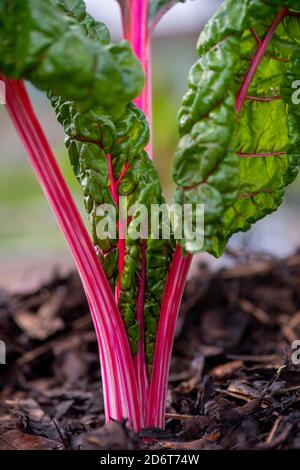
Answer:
(1, 250, 300, 450)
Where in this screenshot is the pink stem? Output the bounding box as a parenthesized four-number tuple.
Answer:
(107, 154, 119, 205)
(238, 151, 287, 158)
(246, 95, 282, 102)
(134, 239, 149, 420)
(121, 0, 153, 158)
(147, 246, 192, 428)
(119, 0, 152, 419)
(3, 78, 143, 431)
(236, 8, 288, 113)
(107, 154, 126, 302)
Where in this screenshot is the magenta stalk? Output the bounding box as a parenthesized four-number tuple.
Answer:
(148, 246, 192, 428)
(4, 78, 143, 432)
(236, 8, 288, 113)
(120, 0, 153, 158)
(119, 0, 152, 419)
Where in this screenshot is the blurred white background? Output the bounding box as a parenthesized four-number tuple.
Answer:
(85, 0, 223, 38)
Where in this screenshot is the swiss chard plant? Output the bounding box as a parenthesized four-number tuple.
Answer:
(0, 0, 300, 431)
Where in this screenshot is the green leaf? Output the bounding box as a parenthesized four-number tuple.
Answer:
(0, 0, 144, 116)
(173, 0, 300, 256)
(52, 83, 173, 364)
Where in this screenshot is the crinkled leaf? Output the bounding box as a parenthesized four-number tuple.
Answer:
(0, 0, 144, 116)
(173, 0, 300, 256)
(52, 95, 174, 359)
(49, 1, 175, 362)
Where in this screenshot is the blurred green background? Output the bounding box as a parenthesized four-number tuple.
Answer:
(0, 0, 299, 285)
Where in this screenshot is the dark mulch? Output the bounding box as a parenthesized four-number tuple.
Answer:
(1, 250, 300, 450)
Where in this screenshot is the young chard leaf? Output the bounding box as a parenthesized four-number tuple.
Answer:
(173, 0, 300, 256)
(52, 93, 173, 357)
(51, 1, 174, 366)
